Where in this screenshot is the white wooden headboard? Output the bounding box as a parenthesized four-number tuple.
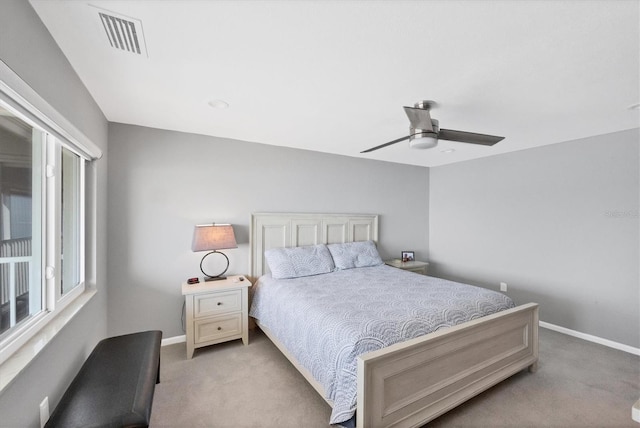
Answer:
(250, 212, 379, 279)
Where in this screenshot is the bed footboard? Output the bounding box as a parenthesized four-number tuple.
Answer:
(357, 303, 539, 428)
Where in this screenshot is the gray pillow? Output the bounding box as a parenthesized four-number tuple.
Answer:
(327, 240, 383, 270)
(265, 244, 335, 279)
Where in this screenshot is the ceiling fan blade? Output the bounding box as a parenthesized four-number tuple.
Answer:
(403, 106, 434, 131)
(438, 128, 504, 146)
(361, 135, 411, 153)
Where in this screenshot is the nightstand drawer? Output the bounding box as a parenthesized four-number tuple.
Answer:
(194, 314, 242, 344)
(194, 290, 242, 318)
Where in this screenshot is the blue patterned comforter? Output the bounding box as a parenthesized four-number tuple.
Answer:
(249, 265, 515, 425)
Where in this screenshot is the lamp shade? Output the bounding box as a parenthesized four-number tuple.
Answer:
(192, 224, 237, 252)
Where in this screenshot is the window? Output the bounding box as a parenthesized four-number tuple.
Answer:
(61, 147, 83, 295)
(0, 62, 101, 367)
(0, 105, 86, 355)
(0, 110, 43, 338)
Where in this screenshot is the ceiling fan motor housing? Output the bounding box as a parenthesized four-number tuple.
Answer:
(409, 119, 439, 149)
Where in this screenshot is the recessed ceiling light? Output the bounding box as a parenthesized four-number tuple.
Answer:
(628, 102, 640, 110)
(208, 99, 229, 109)
(440, 148, 456, 153)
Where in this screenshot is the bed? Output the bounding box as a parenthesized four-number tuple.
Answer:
(249, 213, 538, 428)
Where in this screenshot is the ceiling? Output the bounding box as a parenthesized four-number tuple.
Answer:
(29, 0, 639, 167)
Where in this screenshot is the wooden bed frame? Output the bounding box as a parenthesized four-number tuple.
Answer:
(250, 213, 538, 428)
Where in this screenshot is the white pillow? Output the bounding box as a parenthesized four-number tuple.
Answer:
(327, 240, 383, 270)
(265, 244, 335, 279)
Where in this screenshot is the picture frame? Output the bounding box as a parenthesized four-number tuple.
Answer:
(401, 251, 415, 262)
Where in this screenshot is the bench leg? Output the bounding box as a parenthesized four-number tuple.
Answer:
(156, 354, 161, 384)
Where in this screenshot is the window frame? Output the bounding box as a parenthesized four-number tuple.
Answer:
(0, 60, 102, 377)
(0, 99, 88, 363)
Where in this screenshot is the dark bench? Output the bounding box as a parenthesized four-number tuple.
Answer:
(45, 330, 162, 428)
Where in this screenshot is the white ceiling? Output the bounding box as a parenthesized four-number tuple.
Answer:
(29, 0, 639, 167)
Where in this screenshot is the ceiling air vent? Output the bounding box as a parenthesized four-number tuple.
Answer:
(98, 10, 147, 56)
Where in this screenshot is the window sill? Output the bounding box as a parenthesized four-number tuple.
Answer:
(0, 288, 97, 392)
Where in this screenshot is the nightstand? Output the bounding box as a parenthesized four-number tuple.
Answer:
(182, 275, 251, 359)
(385, 259, 429, 275)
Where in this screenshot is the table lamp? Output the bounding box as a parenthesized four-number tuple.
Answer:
(192, 223, 237, 281)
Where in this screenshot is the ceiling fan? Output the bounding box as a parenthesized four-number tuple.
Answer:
(361, 100, 504, 153)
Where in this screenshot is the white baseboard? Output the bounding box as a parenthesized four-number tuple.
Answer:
(161, 325, 640, 356)
(540, 321, 640, 356)
(161, 335, 186, 347)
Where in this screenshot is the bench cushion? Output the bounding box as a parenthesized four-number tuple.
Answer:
(46, 330, 162, 428)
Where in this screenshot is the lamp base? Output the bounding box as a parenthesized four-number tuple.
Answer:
(199, 251, 230, 281)
(204, 275, 227, 282)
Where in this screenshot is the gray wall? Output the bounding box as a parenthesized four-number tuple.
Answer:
(0, 1, 109, 426)
(429, 129, 639, 348)
(106, 123, 429, 338)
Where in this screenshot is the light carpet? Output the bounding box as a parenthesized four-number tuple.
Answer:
(150, 328, 639, 427)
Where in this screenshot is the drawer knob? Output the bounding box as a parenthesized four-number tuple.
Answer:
(217, 302, 222, 306)
(217, 327, 222, 331)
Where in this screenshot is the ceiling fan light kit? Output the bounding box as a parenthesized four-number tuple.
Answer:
(409, 134, 438, 149)
(409, 116, 439, 149)
(362, 100, 505, 153)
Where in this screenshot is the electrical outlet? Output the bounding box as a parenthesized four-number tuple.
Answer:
(39, 396, 49, 428)
(500, 282, 508, 292)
